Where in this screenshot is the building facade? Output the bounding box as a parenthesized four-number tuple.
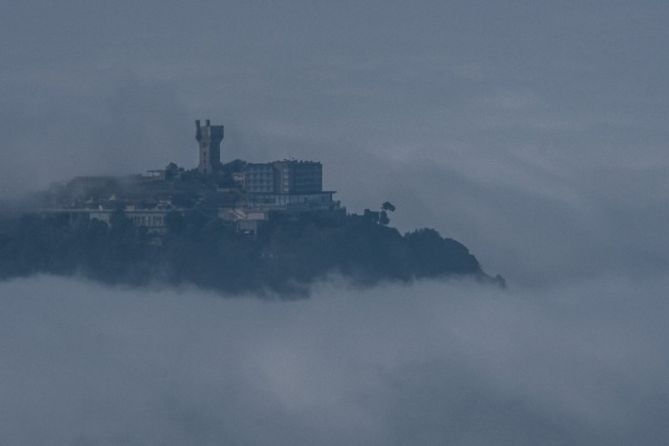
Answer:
(245, 163, 275, 193)
(273, 161, 322, 194)
(244, 160, 323, 194)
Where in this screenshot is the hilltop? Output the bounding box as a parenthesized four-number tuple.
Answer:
(0, 120, 504, 295)
(0, 208, 502, 296)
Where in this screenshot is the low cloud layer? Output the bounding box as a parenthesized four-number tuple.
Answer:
(1, 275, 667, 445)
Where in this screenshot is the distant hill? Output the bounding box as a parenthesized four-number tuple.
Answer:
(0, 209, 504, 296)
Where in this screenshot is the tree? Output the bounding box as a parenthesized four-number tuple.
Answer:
(378, 202, 396, 225)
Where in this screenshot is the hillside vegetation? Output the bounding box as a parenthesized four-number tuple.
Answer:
(0, 211, 501, 296)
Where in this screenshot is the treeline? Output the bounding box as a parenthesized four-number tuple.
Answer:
(0, 211, 493, 296)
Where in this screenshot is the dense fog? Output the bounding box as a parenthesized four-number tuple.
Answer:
(2, 1, 668, 443)
(1, 275, 667, 445)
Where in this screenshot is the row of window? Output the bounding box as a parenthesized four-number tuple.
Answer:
(130, 215, 165, 227)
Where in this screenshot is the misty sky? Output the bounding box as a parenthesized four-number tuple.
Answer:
(1, 2, 669, 444)
(2, 0, 668, 284)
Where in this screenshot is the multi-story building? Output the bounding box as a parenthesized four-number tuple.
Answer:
(243, 160, 323, 194)
(273, 161, 322, 194)
(245, 163, 275, 193)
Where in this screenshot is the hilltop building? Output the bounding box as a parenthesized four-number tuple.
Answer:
(42, 119, 344, 237)
(244, 160, 322, 194)
(244, 163, 275, 193)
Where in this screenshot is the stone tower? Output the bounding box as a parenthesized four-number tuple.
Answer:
(195, 119, 224, 175)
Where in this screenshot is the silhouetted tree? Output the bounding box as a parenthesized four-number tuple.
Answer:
(382, 201, 396, 212)
(0, 209, 486, 296)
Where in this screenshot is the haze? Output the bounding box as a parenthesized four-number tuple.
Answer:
(1, 1, 668, 444)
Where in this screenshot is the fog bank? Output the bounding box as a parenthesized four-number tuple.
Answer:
(1, 275, 667, 445)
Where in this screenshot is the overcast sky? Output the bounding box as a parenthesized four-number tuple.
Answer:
(2, 0, 668, 284)
(1, 2, 668, 443)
